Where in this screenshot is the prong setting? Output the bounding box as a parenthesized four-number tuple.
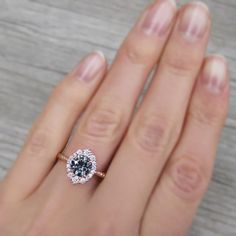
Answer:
(66, 149, 97, 184)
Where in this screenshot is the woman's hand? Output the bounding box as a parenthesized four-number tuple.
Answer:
(0, 0, 229, 235)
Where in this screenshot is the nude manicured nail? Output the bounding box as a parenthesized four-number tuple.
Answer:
(178, 2, 209, 41)
(74, 51, 105, 82)
(201, 56, 227, 94)
(141, 0, 176, 36)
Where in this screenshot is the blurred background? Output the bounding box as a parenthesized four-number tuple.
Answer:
(0, 0, 235, 235)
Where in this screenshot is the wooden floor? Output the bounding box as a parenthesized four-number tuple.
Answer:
(0, 0, 235, 235)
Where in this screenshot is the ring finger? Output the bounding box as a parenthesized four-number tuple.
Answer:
(46, 0, 177, 197)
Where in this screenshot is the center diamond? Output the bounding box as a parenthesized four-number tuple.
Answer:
(66, 149, 96, 184)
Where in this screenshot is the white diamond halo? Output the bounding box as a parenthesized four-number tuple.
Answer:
(66, 149, 97, 184)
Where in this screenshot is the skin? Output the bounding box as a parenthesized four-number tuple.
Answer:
(0, 0, 230, 235)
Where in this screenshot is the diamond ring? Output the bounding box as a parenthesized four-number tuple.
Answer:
(57, 149, 105, 184)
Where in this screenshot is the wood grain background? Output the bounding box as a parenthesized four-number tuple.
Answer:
(0, 0, 235, 235)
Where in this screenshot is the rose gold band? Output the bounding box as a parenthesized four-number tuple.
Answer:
(57, 153, 68, 162)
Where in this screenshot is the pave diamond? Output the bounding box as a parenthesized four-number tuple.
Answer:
(66, 149, 96, 184)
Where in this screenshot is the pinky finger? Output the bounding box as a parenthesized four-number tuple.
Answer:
(142, 55, 229, 236)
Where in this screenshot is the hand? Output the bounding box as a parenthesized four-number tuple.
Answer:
(0, 0, 229, 235)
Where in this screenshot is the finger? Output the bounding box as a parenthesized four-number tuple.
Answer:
(48, 0, 177, 194)
(92, 2, 211, 232)
(142, 55, 229, 236)
(2, 51, 107, 202)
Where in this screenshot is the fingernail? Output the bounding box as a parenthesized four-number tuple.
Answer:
(74, 51, 105, 82)
(201, 56, 227, 94)
(141, 0, 176, 36)
(178, 2, 209, 41)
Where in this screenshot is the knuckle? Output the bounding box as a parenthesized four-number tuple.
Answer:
(188, 104, 221, 127)
(168, 158, 209, 201)
(51, 80, 85, 111)
(51, 84, 67, 103)
(132, 115, 172, 154)
(163, 53, 196, 78)
(119, 39, 154, 66)
(81, 104, 123, 141)
(26, 128, 52, 158)
(52, 84, 77, 108)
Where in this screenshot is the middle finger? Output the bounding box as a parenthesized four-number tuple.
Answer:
(92, 2, 210, 234)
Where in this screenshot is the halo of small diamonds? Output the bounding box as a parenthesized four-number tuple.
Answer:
(66, 149, 96, 184)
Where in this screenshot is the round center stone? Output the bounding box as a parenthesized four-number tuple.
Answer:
(66, 149, 96, 184)
(71, 155, 92, 177)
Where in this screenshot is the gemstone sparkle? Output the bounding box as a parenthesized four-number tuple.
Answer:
(66, 149, 96, 184)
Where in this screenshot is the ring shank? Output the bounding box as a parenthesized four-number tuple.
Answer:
(57, 153, 68, 162)
(95, 171, 106, 178)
